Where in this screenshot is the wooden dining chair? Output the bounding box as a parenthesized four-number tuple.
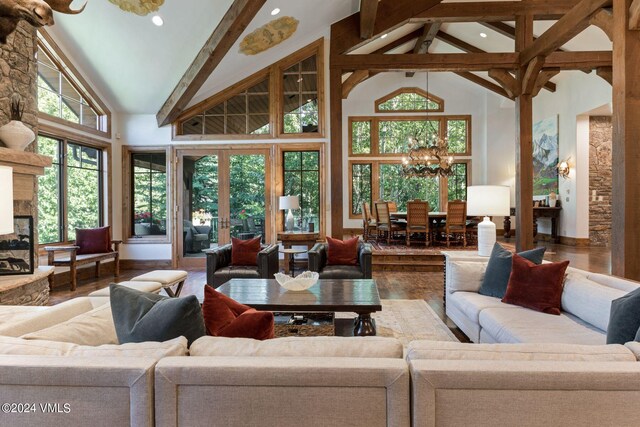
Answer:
(362, 202, 377, 242)
(375, 201, 406, 244)
(445, 200, 467, 247)
(406, 200, 430, 247)
(388, 201, 398, 213)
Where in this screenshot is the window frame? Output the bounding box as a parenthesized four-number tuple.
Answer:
(375, 87, 445, 113)
(122, 146, 173, 244)
(36, 124, 110, 250)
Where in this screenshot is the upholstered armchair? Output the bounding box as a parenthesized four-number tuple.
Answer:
(205, 244, 279, 288)
(184, 220, 211, 253)
(308, 242, 373, 279)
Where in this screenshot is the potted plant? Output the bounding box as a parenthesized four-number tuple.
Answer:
(0, 94, 35, 151)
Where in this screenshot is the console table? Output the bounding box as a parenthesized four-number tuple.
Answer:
(277, 231, 319, 249)
(503, 207, 562, 243)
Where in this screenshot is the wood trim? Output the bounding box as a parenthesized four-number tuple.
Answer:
(374, 87, 445, 113)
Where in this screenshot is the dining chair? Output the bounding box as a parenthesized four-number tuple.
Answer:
(445, 200, 467, 247)
(361, 202, 377, 242)
(375, 201, 406, 244)
(388, 201, 398, 213)
(406, 200, 430, 247)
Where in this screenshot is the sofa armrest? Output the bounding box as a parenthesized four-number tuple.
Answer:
(308, 243, 327, 272)
(193, 226, 211, 235)
(359, 243, 373, 279)
(205, 244, 232, 287)
(258, 244, 279, 279)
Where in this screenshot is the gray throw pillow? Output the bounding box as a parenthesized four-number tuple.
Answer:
(478, 243, 546, 298)
(607, 288, 640, 345)
(110, 284, 206, 346)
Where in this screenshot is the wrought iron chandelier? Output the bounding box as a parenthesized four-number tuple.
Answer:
(402, 71, 454, 178)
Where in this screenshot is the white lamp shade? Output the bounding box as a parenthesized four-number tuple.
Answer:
(279, 195, 299, 210)
(466, 185, 511, 217)
(0, 166, 14, 235)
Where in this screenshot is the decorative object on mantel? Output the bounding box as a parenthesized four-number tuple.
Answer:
(0, 93, 34, 151)
(402, 71, 453, 177)
(557, 158, 571, 179)
(107, 0, 163, 16)
(279, 195, 299, 232)
(239, 16, 299, 55)
(0, 165, 13, 235)
(467, 186, 511, 257)
(0, 0, 86, 44)
(549, 191, 558, 207)
(0, 215, 34, 275)
(275, 271, 318, 291)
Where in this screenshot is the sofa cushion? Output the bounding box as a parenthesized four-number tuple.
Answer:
(562, 272, 626, 332)
(231, 236, 261, 266)
(625, 342, 640, 361)
(110, 284, 206, 346)
(0, 306, 48, 324)
(327, 236, 359, 266)
(479, 243, 546, 298)
(502, 255, 569, 315)
(75, 226, 112, 255)
(319, 266, 364, 280)
(479, 306, 606, 345)
(202, 286, 274, 340)
(447, 261, 487, 294)
(0, 335, 187, 359)
(586, 272, 640, 293)
(447, 291, 519, 325)
(190, 336, 403, 358)
(21, 303, 118, 346)
(406, 340, 636, 362)
(607, 288, 640, 345)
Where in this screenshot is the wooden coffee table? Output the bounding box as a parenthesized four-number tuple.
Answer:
(216, 279, 382, 336)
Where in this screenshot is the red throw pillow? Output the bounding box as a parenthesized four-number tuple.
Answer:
(327, 236, 359, 266)
(75, 226, 112, 255)
(502, 254, 570, 315)
(202, 286, 274, 340)
(231, 236, 261, 266)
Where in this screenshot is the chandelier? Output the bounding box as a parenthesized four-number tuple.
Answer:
(402, 70, 454, 178)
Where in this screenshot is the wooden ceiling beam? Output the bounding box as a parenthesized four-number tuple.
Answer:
(156, 0, 266, 127)
(331, 52, 519, 72)
(342, 70, 371, 98)
(522, 56, 546, 94)
(590, 8, 613, 40)
(520, 0, 613, 65)
(406, 23, 441, 77)
(532, 68, 561, 96)
(456, 71, 512, 99)
(488, 69, 520, 98)
(596, 66, 612, 84)
(630, 0, 640, 30)
(545, 50, 612, 69)
(360, 0, 380, 39)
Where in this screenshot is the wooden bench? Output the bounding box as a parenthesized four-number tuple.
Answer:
(45, 241, 121, 291)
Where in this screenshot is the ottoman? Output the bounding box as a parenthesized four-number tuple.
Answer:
(88, 281, 163, 297)
(130, 270, 188, 297)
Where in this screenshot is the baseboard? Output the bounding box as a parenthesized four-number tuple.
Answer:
(120, 259, 173, 270)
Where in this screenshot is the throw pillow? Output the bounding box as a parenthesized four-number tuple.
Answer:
(478, 242, 546, 298)
(327, 236, 359, 265)
(607, 288, 640, 344)
(502, 254, 570, 315)
(231, 236, 261, 266)
(110, 284, 206, 346)
(76, 226, 112, 255)
(202, 286, 274, 340)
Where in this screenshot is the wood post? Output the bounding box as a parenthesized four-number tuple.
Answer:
(330, 66, 344, 238)
(612, 0, 640, 280)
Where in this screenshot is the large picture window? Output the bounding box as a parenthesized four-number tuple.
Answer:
(283, 151, 320, 231)
(131, 153, 167, 236)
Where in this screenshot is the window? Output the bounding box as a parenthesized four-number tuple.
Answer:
(350, 120, 371, 154)
(283, 151, 320, 230)
(378, 119, 440, 154)
(351, 163, 372, 216)
(37, 135, 104, 244)
(448, 162, 469, 201)
(379, 164, 440, 212)
(36, 32, 110, 135)
(282, 55, 319, 134)
(131, 153, 167, 236)
(375, 88, 444, 113)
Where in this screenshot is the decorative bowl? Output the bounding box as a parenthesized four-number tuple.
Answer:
(275, 271, 319, 291)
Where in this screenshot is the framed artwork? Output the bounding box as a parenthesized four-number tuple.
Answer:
(0, 216, 35, 276)
(532, 115, 559, 196)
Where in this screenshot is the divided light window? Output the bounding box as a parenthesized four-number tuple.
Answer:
(351, 163, 372, 216)
(131, 153, 167, 236)
(283, 55, 318, 134)
(375, 88, 444, 113)
(283, 151, 320, 230)
(37, 135, 104, 244)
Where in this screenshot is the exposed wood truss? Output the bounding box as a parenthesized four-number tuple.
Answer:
(342, 70, 370, 99)
(359, 0, 379, 39)
(522, 56, 546, 94)
(455, 71, 511, 99)
(406, 23, 441, 77)
(156, 0, 266, 127)
(590, 8, 614, 40)
(412, 0, 583, 22)
(629, 0, 640, 29)
(488, 69, 520, 98)
(596, 65, 613, 84)
(531, 69, 561, 96)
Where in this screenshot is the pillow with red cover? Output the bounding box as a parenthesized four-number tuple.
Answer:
(501, 254, 570, 315)
(76, 226, 112, 255)
(327, 236, 359, 266)
(201, 286, 274, 340)
(231, 236, 261, 266)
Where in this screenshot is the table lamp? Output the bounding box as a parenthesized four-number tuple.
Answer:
(467, 185, 510, 257)
(0, 166, 14, 235)
(279, 195, 299, 232)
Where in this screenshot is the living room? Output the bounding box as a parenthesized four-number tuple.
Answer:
(1, 0, 639, 426)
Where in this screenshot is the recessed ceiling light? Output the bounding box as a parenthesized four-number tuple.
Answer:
(480, 32, 487, 38)
(152, 15, 164, 26)
(380, 33, 388, 39)
(271, 8, 280, 16)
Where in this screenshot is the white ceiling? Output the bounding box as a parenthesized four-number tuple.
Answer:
(48, 0, 234, 113)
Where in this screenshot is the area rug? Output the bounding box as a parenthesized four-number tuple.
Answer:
(337, 299, 458, 347)
(369, 241, 477, 252)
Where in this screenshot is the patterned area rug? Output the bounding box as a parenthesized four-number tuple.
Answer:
(369, 241, 477, 252)
(337, 299, 458, 347)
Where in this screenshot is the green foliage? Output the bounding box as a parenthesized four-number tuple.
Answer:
(37, 136, 61, 244)
(448, 163, 467, 201)
(379, 120, 439, 153)
(379, 164, 439, 212)
(378, 92, 440, 111)
(351, 121, 371, 154)
(447, 120, 467, 153)
(284, 99, 318, 134)
(351, 164, 372, 216)
(132, 153, 167, 236)
(283, 151, 320, 230)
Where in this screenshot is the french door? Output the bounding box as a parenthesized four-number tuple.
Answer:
(176, 148, 271, 267)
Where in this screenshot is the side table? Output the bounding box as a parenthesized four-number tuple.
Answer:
(279, 248, 308, 277)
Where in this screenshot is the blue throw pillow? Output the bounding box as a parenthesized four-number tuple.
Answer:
(607, 288, 640, 344)
(478, 243, 546, 298)
(110, 284, 206, 346)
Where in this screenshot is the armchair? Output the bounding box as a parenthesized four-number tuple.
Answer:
(308, 242, 373, 279)
(184, 220, 211, 253)
(205, 244, 279, 288)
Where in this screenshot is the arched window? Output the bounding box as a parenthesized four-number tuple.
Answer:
(375, 88, 444, 113)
